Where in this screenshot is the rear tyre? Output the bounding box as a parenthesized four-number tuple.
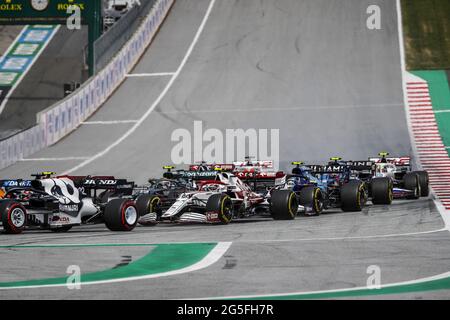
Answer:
(270, 190, 298, 220)
(136, 194, 161, 226)
(414, 171, 429, 197)
(205, 194, 233, 224)
(104, 199, 138, 231)
(341, 180, 366, 212)
(0, 201, 27, 234)
(403, 172, 420, 199)
(371, 177, 393, 205)
(299, 186, 323, 215)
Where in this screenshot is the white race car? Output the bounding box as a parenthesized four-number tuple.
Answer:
(138, 170, 298, 224)
(0, 174, 139, 234)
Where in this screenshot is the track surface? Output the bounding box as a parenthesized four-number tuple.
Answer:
(1, 0, 449, 299)
(0, 26, 23, 55)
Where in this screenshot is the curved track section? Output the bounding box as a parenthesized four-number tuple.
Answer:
(1, 0, 449, 299)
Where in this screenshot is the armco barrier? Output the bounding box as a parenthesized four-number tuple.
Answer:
(0, 0, 174, 170)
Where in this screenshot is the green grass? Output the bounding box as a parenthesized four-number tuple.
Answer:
(401, 0, 450, 70)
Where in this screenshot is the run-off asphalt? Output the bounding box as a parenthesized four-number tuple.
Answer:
(1, 0, 449, 299)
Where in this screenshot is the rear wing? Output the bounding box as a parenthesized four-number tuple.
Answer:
(188, 164, 235, 172)
(340, 161, 375, 175)
(169, 170, 219, 180)
(306, 165, 349, 174)
(369, 157, 411, 167)
(59, 176, 135, 194)
(234, 171, 285, 180)
(233, 160, 274, 170)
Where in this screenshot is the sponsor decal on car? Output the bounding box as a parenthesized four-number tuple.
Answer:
(59, 204, 79, 213)
(1, 180, 32, 187)
(50, 215, 71, 224)
(206, 211, 221, 223)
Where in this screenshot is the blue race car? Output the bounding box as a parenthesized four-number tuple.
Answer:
(271, 158, 368, 216)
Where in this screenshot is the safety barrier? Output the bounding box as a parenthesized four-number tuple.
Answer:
(0, 0, 174, 170)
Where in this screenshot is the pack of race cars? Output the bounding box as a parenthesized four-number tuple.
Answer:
(0, 152, 429, 234)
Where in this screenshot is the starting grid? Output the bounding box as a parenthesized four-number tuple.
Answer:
(0, 0, 174, 170)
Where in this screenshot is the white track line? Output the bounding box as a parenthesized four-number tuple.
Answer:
(82, 120, 139, 125)
(143, 103, 405, 115)
(434, 109, 450, 114)
(4, 226, 444, 248)
(194, 270, 450, 300)
(0, 242, 231, 290)
(19, 157, 90, 161)
(238, 228, 447, 243)
(61, 0, 217, 175)
(126, 72, 175, 77)
(397, 0, 419, 171)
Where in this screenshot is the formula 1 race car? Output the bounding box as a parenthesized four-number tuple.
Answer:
(134, 166, 197, 225)
(342, 152, 429, 204)
(273, 159, 369, 215)
(0, 173, 139, 234)
(232, 158, 286, 194)
(137, 167, 298, 224)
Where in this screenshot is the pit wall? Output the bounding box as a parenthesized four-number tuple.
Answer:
(0, 0, 174, 170)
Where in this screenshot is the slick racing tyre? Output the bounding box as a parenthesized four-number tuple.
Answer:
(270, 190, 298, 220)
(371, 177, 393, 205)
(0, 200, 27, 234)
(136, 194, 161, 226)
(403, 172, 421, 199)
(299, 186, 323, 215)
(50, 226, 73, 233)
(104, 199, 138, 231)
(341, 180, 367, 212)
(414, 171, 429, 197)
(205, 194, 234, 224)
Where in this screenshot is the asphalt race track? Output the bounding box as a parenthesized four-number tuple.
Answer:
(1, 0, 450, 299)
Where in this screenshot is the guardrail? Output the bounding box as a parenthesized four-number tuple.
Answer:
(0, 0, 174, 170)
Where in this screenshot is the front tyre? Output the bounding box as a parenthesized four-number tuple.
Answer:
(136, 194, 161, 226)
(205, 194, 234, 224)
(0, 201, 27, 234)
(104, 199, 138, 231)
(299, 186, 323, 215)
(270, 190, 298, 220)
